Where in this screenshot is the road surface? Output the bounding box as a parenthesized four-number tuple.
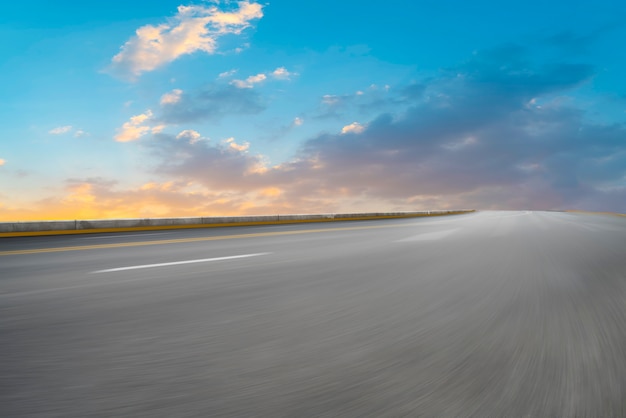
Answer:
(1, 211, 626, 417)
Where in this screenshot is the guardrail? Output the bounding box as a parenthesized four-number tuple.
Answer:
(0, 210, 474, 237)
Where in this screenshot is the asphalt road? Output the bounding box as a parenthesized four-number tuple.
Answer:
(1, 211, 626, 417)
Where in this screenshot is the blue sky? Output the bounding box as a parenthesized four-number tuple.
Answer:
(1, 0, 625, 220)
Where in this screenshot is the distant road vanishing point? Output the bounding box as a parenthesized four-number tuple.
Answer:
(2, 211, 626, 416)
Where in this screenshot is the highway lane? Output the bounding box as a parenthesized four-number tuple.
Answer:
(1, 211, 626, 416)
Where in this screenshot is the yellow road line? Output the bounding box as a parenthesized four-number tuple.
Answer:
(0, 221, 433, 256)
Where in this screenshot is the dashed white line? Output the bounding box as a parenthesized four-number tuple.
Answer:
(91, 253, 271, 274)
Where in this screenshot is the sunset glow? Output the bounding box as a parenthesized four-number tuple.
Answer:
(2, 1, 625, 221)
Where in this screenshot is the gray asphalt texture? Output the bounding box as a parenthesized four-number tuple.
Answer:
(1, 211, 626, 417)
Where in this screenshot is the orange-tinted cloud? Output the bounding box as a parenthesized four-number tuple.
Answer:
(341, 122, 365, 134)
(108, 2, 263, 79)
(160, 89, 183, 105)
(115, 110, 153, 142)
(231, 73, 266, 89)
(4, 47, 626, 222)
(0, 178, 350, 221)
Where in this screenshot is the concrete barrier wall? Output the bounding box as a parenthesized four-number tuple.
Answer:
(0, 210, 473, 236)
(76, 217, 205, 230)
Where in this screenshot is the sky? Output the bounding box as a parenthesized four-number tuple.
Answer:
(1, 0, 625, 221)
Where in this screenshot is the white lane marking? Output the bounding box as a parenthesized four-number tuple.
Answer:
(395, 229, 459, 242)
(79, 233, 170, 240)
(91, 253, 270, 274)
(1, 254, 273, 298)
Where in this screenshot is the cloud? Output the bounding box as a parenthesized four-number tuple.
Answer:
(148, 131, 267, 190)
(108, 1, 263, 79)
(271, 67, 296, 80)
(8, 45, 624, 220)
(115, 110, 153, 142)
(272, 47, 623, 211)
(160, 88, 183, 105)
(48, 125, 89, 137)
(230, 67, 296, 88)
(231, 73, 266, 88)
(117, 82, 266, 138)
(224, 137, 250, 151)
(0, 177, 275, 221)
(116, 46, 624, 213)
(314, 82, 446, 121)
(313, 93, 357, 119)
(129, 45, 624, 213)
(158, 83, 265, 124)
(176, 129, 202, 143)
(259, 187, 282, 197)
(218, 69, 238, 78)
(341, 122, 365, 134)
(151, 124, 166, 134)
(315, 86, 398, 119)
(321, 94, 341, 106)
(48, 125, 73, 135)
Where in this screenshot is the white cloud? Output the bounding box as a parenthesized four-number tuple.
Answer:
(231, 73, 266, 88)
(322, 94, 339, 105)
(176, 129, 202, 143)
(224, 137, 250, 151)
(49, 125, 72, 135)
(108, 2, 263, 79)
(49, 125, 90, 137)
(218, 69, 237, 78)
(160, 89, 183, 105)
(115, 110, 153, 142)
(248, 73, 266, 83)
(341, 122, 365, 134)
(230, 67, 296, 88)
(271, 67, 296, 80)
